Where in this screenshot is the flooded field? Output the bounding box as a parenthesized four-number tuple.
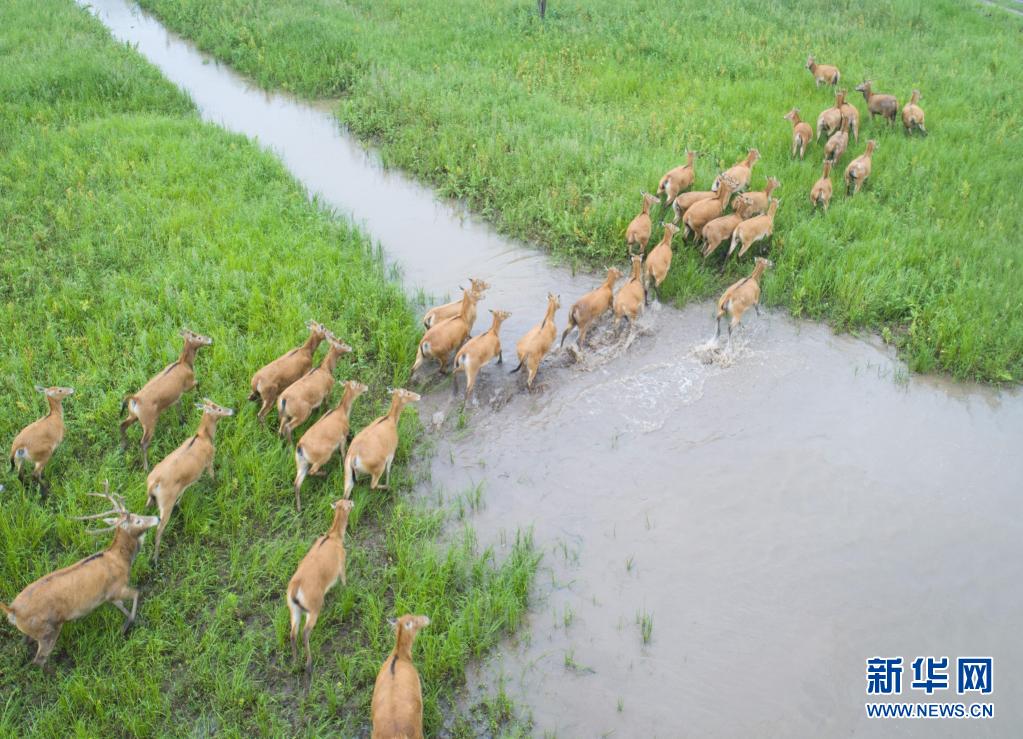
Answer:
(87, 1, 1023, 735)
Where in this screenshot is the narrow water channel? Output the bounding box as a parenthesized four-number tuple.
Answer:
(85, 2, 1023, 735)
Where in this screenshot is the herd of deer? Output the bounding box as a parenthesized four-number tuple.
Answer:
(2, 53, 927, 738)
(4, 325, 426, 736)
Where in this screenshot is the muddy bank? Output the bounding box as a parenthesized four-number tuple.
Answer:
(85, 2, 1023, 735)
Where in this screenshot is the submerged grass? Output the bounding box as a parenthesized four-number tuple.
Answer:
(137, 0, 1023, 382)
(0, 1, 536, 734)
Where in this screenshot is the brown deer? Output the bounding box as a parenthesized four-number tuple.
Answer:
(422, 278, 489, 329)
(286, 499, 354, 676)
(613, 253, 646, 331)
(120, 329, 213, 471)
(512, 293, 560, 390)
(806, 54, 840, 87)
(729, 198, 779, 260)
(657, 151, 697, 204)
(845, 140, 877, 196)
(783, 109, 813, 159)
(643, 223, 680, 302)
(1, 483, 159, 666)
(293, 380, 368, 512)
(855, 81, 898, 125)
(625, 192, 661, 254)
(249, 321, 328, 423)
(146, 400, 233, 564)
(343, 389, 421, 498)
(452, 310, 511, 400)
(560, 267, 624, 349)
(371, 614, 431, 739)
(277, 334, 353, 445)
(902, 90, 927, 135)
(411, 289, 479, 376)
(716, 257, 773, 340)
(9, 385, 74, 498)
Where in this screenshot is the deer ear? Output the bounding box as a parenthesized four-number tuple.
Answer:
(35, 385, 46, 393)
(387, 618, 398, 629)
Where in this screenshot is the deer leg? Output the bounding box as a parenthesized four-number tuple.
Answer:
(34, 465, 50, 500)
(152, 510, 171, 565)
(577, 323, 590, 348)
(32, 624, 62, 667)
(293, 459, 309, 513)
(139, 418, 155, 471)
(288, 601, 302, 663)
(119, 415, 136, 449)
(302, 611, 318, 676)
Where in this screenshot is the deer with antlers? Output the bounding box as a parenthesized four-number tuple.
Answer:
(1, 483, 159, 667)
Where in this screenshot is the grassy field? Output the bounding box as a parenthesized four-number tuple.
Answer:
(0, 1, 536, 735)
(136, 0, 1023, 382)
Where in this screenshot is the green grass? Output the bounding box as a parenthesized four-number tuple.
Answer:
(0, 1, 537, 735)
(136, 0, 1023, 382)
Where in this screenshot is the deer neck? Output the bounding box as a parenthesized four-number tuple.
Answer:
(392, 627, 415, 664)
(301, 332, 324, 356)
(110, 528, 141, 566)
(327, 508, 351, 540)
(536, 300, 552, 327)
(386, 395, 405, 424)
(641, 201, 652, 216)
(488, 315, 505, 335)
(751, 263, 767, 282)
(337, 386, 360, 416)
(196, 413, 219, 442)
(46, 395, 64, 419)
(179, 342, 200, 367)
(459, 292, 476, 320)
(321, 347, 343, 374)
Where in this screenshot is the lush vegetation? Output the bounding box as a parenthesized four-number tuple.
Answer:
(0, 1, 536, 735)
(136, 0, 1023, 382)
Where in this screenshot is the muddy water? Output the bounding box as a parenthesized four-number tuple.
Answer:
(87, 2, 1023, 736)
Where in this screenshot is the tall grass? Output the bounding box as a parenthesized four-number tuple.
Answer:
(138, 0, 1023, 381)
(0, 1, 536, 734)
